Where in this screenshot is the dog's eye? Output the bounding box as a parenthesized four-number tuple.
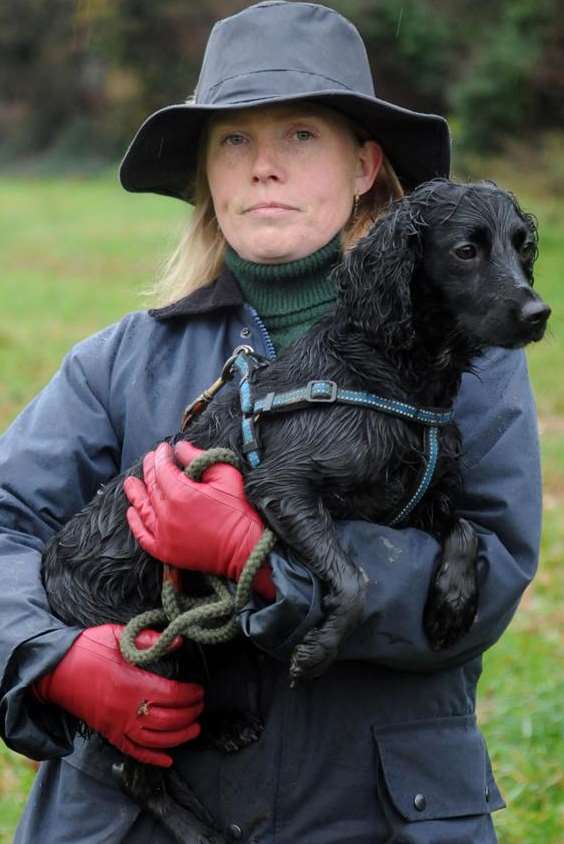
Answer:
(453, 244, 478, 260)
(519, 241, 536, 261)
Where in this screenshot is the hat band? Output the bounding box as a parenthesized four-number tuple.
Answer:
(197, 69, 370, 107)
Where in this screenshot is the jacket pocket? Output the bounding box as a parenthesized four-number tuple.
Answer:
(372, 714, 505, 822)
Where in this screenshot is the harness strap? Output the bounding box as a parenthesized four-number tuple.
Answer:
(233, 351, 454, 525)
(254, 379, 454, 426)
(233, 352, 264, 468)
(388, 426, 440, 526)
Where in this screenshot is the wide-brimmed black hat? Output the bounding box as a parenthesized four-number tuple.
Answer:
(119, 0, 450, 202)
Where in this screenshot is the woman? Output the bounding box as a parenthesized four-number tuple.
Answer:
(0, 2, 541, 842)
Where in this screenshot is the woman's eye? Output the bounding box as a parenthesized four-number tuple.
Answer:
(294, 129, 314, 141)
(222, 133, 246, 146)
(454, 244, 478, 260)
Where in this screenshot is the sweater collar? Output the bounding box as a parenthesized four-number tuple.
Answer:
(224, 234, 340, 323)
(149, 234, 342, 322)
(224, 232, 341, 285)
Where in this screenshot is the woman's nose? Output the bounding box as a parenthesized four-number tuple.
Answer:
(251, 143, 286, 182)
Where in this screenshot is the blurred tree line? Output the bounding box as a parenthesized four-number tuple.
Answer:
(0, 0, 562, 165)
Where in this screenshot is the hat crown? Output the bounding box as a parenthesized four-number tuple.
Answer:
(195, 1, 375, 106)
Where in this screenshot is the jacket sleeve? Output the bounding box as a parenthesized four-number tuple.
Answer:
(0, 330, 122, 759)
(241, 347, 542, 671)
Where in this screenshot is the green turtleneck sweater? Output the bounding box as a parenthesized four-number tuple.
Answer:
(224, 233, 341, 353)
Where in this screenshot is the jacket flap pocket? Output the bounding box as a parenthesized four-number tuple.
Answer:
(372, 715, 505, 821)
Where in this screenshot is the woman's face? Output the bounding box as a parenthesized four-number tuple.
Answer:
(205, 103, 382, 263)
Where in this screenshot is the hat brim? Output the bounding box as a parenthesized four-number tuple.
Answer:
(119, 91, 450, 202)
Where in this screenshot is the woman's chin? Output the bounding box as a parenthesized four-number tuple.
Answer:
(235, 229, 331, 264)
(238, 237, 305, 264)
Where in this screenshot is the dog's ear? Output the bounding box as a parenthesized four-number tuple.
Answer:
(335, 198, 425, 350)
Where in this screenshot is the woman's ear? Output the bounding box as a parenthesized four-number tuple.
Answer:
(354, 141, 383, 196)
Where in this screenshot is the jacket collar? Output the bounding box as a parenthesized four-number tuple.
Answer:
(149, 268, 243, 320)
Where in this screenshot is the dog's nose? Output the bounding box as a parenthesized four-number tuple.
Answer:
(520, 300, 551, 327)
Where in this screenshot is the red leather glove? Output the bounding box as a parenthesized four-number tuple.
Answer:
(123, 441, 275, 601)
(33, 624, 204, 767)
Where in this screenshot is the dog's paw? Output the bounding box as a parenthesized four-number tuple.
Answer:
(201, 710, 264, 753)
(289, 628, 339, 683)
(423, 562, 478, 650)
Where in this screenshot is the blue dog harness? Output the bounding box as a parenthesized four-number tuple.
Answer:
(231, 349, 454, 527)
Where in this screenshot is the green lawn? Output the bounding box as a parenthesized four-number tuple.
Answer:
(0, 171, 562, 843)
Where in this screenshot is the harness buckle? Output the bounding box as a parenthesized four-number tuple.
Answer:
(241, 437, 261, 455)
(221, 345, 255, 381)
(305, 380, 338, 403)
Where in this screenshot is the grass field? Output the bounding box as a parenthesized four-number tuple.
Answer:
(0, 170, 562, 842)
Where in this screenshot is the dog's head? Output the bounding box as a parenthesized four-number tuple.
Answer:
(336, 179, 550, 351)
(412, 179, 550, 349)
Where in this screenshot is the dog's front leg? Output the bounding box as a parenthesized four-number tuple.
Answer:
(423, 517, 479, 650)
(114, 759, 226, 844)
(254, 487, 368, 681)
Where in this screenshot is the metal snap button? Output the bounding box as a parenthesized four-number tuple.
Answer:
(413, 793, 426, 811)
(240, 327, 251, 338)
(228, 824, 243, 840)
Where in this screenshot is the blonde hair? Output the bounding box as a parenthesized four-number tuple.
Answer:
(149, 112, 405, 307)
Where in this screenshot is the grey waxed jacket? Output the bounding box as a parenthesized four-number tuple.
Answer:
(0, 269, 541, 843)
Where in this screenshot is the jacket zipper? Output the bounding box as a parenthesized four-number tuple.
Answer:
(246, 304, 277, 360)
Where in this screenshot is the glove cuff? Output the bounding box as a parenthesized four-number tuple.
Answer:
(30, 674, 51, 704)
(252, 564, 276, 602)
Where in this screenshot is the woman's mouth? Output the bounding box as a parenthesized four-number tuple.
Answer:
(245, 202, 298, 214)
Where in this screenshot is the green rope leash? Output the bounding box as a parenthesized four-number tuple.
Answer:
(119, 448, 276, 667)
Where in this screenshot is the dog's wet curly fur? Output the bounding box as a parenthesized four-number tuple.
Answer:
(42, 179, 550, 843)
